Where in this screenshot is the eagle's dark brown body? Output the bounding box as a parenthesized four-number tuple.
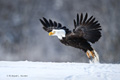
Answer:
(60, 36, 93, 52)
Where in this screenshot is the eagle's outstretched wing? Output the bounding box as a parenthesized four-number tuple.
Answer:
(73, 13, 102, 43)
(40, 17, 71, 34)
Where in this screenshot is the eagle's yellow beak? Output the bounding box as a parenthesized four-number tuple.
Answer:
(49, 31, 55, 36)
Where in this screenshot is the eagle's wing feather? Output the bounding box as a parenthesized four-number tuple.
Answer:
(40, 17, 59, 32)
(40, 17, 71, 34)
(73, 13, 102, 43)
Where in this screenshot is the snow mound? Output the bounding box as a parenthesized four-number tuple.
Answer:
(0, 61, 120, 80)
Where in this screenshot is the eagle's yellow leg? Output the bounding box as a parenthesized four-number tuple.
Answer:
(91, 51, 95, 58)
(86, 50, 99, 63)
(86, 50, 95, 58)
(86, 52, 90, 59)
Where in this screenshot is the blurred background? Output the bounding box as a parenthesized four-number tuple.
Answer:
(0, 0, 120, 63)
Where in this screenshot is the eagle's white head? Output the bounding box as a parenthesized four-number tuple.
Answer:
(49, 29, 66, 40)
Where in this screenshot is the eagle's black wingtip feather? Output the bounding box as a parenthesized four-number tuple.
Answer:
(43, 17, 48, 22)
(39, 19, 42, 21)
(54, 21, 57, 27)
(58, 23, 62, 28)
(85, 13, 88, 18)
(39, 19, 47, 27)
(77, 13, 79, 17)
(80, 13, 83, 24)
(74, 19, 76, 28)
(83, 13, 88, 24)
(42, 17, 50, 26)
(39, 19, 43, 22)
(77, 13, 79, 25)
(42, 17, 46, 20)
(49, 19, 54, 26)
(86, 15, 93, 24)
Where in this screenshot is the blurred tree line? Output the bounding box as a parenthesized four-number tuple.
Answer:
(0, 0, 120, 63)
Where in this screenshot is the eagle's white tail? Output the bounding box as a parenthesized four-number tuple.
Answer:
(86, 50, 100, 63)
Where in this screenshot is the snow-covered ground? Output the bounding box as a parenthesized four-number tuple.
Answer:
(0, 61, 120, 80)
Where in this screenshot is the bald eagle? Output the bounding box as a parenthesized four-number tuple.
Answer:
(40, 13, 102, 63)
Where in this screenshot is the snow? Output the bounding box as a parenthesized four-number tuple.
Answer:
(0, 61, 120, 80)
